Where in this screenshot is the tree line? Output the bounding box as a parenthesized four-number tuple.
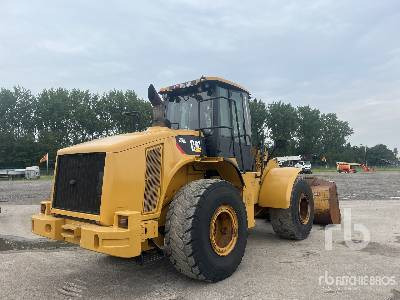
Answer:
(249, 99, 398, 166)
(0, 87, 151, 168)
(0, 87, 397, 168)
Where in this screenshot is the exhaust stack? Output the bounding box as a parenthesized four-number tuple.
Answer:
(148, 84, 168, 127)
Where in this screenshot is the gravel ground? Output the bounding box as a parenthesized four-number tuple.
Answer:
(0, 180, 52, 205)
(0, 172, 399, 299)
(311, 171, 400, 201)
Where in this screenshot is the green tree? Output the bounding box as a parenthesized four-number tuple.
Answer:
(366, 144, 396, 166)
(320, 113, 353, 164)
(35, 88, 74, 160)
(266, 101, 298, 155)
(296, 105, 323, 156)
(96, 90, 152, 136)
(0, 87, 38, 168)
(248, 98, 268, 147)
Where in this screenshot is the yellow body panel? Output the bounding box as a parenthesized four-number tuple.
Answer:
(242, 172, 260, 228)
(258, 166, 301, 209)
(32, 210, 143, 258)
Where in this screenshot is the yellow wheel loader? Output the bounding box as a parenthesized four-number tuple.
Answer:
(32, 76, 340, 282)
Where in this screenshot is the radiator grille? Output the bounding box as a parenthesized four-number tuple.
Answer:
(53, 153, 105, 215)
(143, 145, 163, 213)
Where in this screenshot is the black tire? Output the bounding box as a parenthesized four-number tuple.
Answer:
(270, 178, 314, 240)
(164, 179, 248, 282)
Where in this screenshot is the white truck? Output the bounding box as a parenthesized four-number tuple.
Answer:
(276, 156, 312, 174)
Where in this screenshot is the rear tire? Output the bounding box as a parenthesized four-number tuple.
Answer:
(270, 178, 314, 240)
(164, 179, 248, 282)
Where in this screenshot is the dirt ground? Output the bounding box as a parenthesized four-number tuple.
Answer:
(0, 172, 399, 299)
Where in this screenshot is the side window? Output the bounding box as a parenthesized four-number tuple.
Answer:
(230, 90, 245, 144)
(242, 93, 251, 146)
(219, 86, 229, 99)
(184, 98, 199, 130)
(199, 99, 213, 129)
(218, 87, 231, 137)
(219, 98, 231, 137)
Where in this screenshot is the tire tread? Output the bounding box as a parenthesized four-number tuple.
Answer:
(165, 179, 245, 282)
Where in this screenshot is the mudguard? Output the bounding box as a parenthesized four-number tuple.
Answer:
(258, 167, 301, 209)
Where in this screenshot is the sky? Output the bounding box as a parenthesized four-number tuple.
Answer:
(1, 0, 399, 150)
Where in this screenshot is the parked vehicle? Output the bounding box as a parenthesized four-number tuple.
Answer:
(277, 156, 312, 174)
(295, 161, 312, 174)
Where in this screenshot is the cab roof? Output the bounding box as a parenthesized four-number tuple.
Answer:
(159, 76, 250, 95)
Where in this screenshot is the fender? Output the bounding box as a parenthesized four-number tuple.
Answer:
(161, 157, 244, 205)
(258, 167, 301, 209)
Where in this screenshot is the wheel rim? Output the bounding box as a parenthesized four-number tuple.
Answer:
(209, 205, 238, 256)
(299, 193, 311, 224)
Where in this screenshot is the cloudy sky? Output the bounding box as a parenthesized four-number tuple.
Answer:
(1, 0, 399, 149)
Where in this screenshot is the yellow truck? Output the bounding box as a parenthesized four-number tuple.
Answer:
(32, 76, 340, 282)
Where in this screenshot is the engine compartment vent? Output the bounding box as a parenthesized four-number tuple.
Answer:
(143, 145, 163, 213)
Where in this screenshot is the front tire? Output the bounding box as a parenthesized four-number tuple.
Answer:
(164, 179, 248, 282)
(270, 178, 314, 240)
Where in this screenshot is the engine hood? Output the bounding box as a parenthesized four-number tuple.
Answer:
(57, 127, 199, 155)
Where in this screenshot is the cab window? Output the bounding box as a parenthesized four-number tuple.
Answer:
(218, 87, 231, 137)
(230, 90, 246, 144)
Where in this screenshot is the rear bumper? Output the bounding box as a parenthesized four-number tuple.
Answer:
(32, 209, 157, 258)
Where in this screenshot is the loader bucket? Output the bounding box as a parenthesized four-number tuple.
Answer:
(304, 177, 341, 225)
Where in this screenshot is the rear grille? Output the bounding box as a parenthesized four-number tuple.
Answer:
(53, 153, 105, 215)
(143, 145, 163, 213)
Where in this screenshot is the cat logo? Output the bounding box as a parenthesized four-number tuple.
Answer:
(175, 135, 204, 155)
(190, 140, 202, 153)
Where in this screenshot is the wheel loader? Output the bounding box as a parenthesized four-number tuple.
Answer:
(32, 76, 340, 282)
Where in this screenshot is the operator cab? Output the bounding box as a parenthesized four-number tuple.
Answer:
(159, 76, 253, 171)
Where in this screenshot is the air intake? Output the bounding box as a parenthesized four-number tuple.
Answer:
(143, 145, 163, 213)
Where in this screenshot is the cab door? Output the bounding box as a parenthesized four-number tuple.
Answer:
(230, 90, 253, 171)
(212, 86, 253, 171)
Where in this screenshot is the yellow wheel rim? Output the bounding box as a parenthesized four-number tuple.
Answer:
(299, 193, 311, 224)
(209, 205, 238, 256)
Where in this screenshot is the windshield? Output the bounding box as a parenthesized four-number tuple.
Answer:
(165, 92, 213, 130)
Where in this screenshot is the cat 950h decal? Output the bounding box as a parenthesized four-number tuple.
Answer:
(175, 135, 204, 155)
